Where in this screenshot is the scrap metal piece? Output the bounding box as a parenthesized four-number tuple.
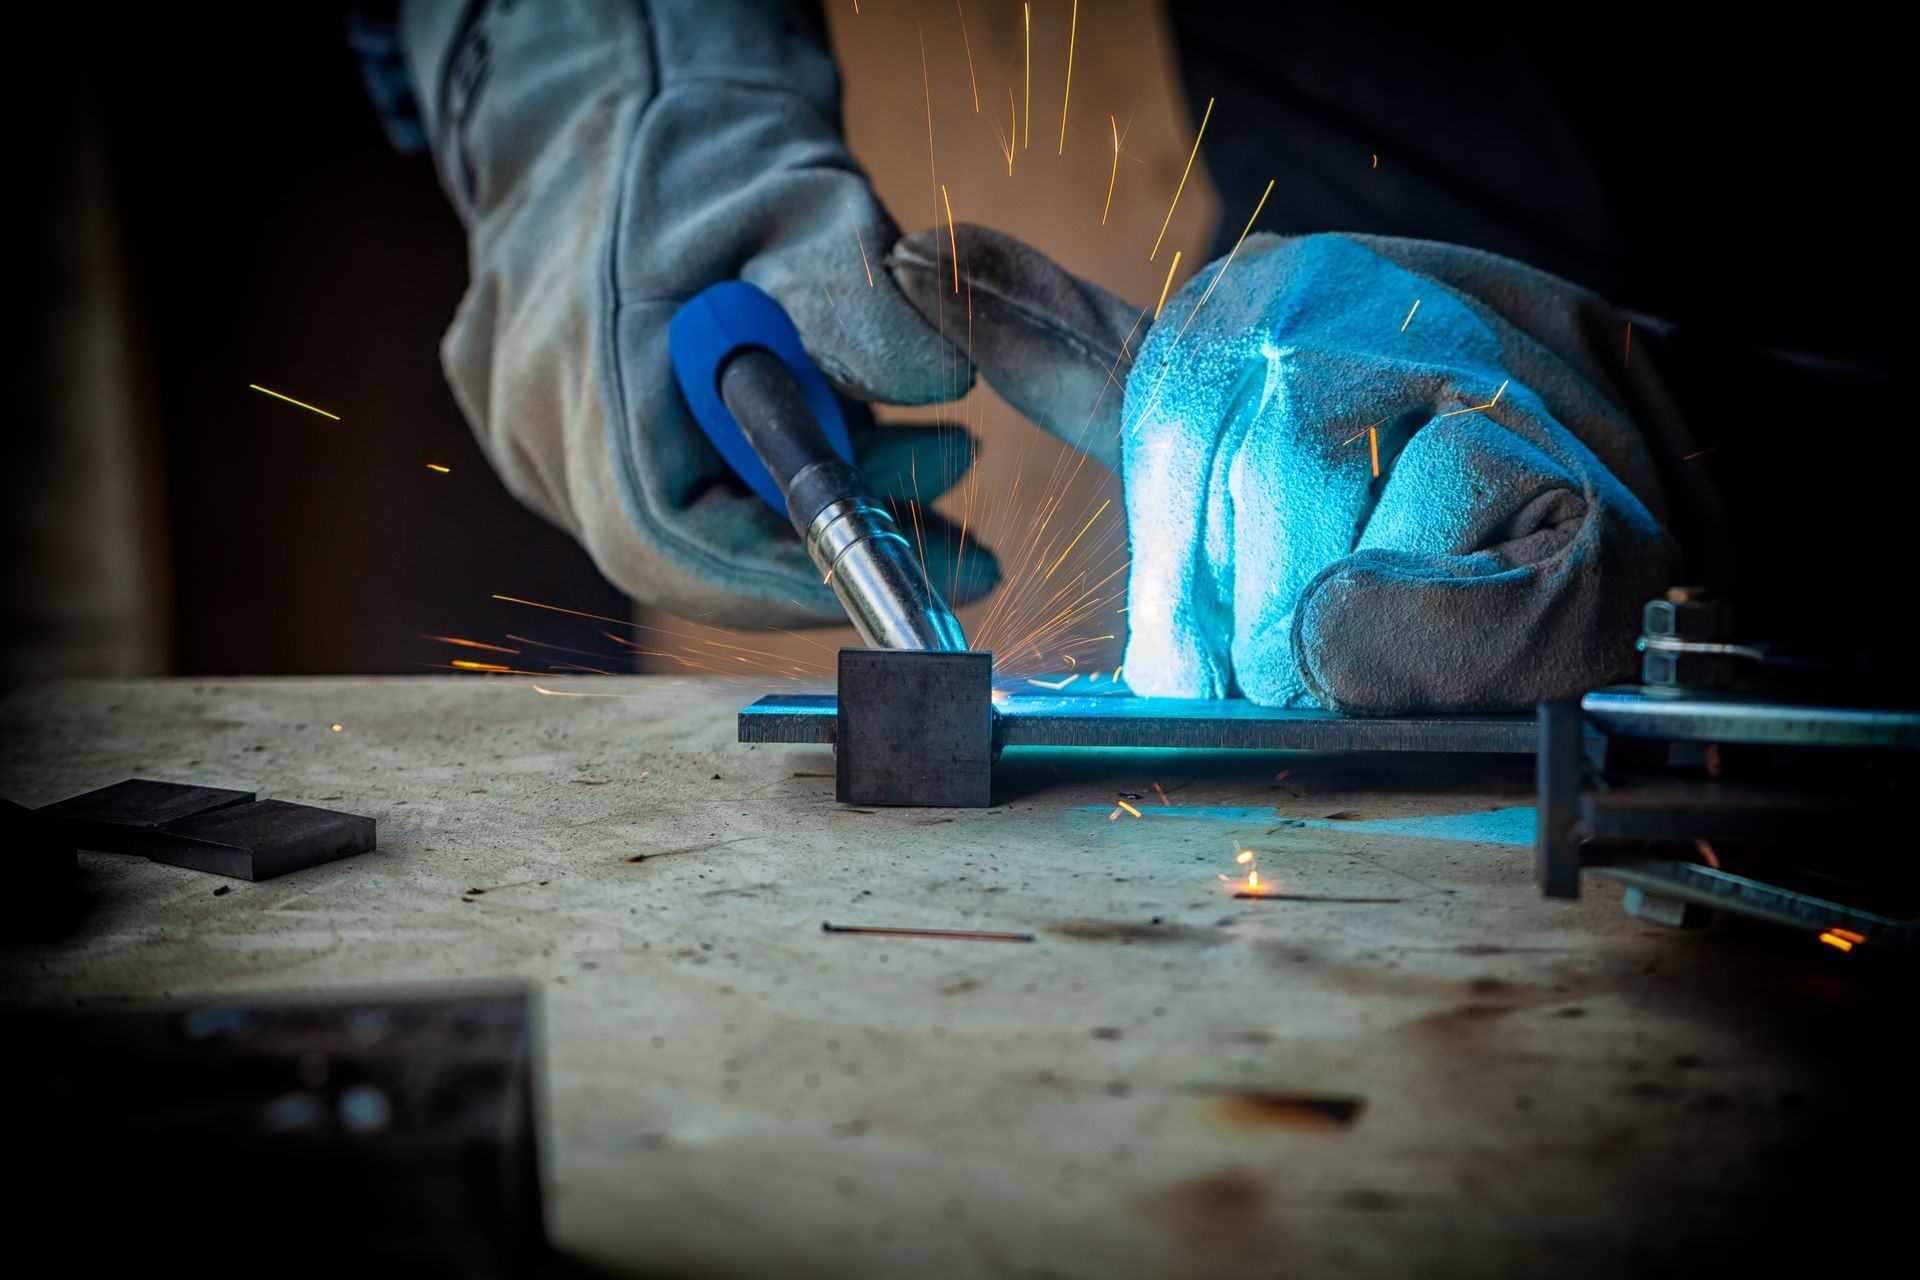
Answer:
(35, 777, 255, 856)
(745, 691, 1537, 753)
(837, 649, 994, 807)
(36, 778, 376, 880)
(144, 799, 376, 880)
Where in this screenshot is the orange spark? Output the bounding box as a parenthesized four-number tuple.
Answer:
(1023, 4, 1031, 150)
(1184, 180, 1272, 315)
(1400, 299, 1420, 332)
(853, 225, 874, 287)
(1117, 800, 1143, 818)
(1235, 849, 1254, 865)
(1154, 250, 1181, 319)
(1000, 87, 1017, 174)
(1151, 97, 1212, 261)
(423, 635, 520, 654)
(1136, 178, 1275, 421)
(330, 724, 343, 732)
(942, 183, 959, 293)
(1273, 769, 1291, 781)
(1817, 931, 1855, 953)
(956, 0, 980, 112)
(1044, 498, 1109, 578)
(918, 22, 939, 258)
(1682, 445, 1723, 461)
(1102, 114, 1119, 224)
(1058, 0, 1078, 155)
(451, 659, 515, 673)
(1153, 782, 1169, 805)
(1368, 426, 1380, 478)
(1109, 808, 1122, 821)
(1440, 379, 1511, 418)
(1372, 153, 1379, 168)
(1833, 928, 1866, 944)
(248, 384, 339, 420)
(1027, 673, 1081, 691)
(530, 683, 654, 699)
(1246, 869, 1262, 892)
(1624, 320, 1633, 368)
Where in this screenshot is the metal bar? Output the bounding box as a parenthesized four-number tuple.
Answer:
(1581, 686, 1920, 748)
(740, 693, 1538, 753)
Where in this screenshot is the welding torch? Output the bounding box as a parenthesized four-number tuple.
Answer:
(669, 282, 968, 652)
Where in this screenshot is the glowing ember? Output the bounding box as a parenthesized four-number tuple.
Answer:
(330, 724, 343, 732)
(1223, 844, 1266, 893)
(1817, 931, 1855, 952)
(426, 463, 451, 473)
(1117, 800, 1143, 818)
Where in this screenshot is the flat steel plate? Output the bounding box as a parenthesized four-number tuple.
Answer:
(741, 692, 1538, 753)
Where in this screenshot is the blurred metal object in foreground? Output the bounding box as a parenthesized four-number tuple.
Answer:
(4, 988, 545, 1276)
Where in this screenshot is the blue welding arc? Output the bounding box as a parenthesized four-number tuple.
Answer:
(668, 281, 857, 519)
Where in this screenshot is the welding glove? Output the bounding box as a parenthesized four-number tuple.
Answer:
(399, 0, 990, 624)
(894, 226, 1696, 713)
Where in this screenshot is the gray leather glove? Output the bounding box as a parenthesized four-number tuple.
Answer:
(401, 0, 993, 624)
(894, 225, 1697, 713)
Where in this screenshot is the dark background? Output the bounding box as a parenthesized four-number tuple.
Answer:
(11, 5, 630, 679)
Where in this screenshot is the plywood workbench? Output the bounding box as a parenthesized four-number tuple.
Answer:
(1, 677, 1905, 1277)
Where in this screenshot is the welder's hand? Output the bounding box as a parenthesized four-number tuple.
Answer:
(400, 0, 991, 624)
(894, 225, 1692, 712)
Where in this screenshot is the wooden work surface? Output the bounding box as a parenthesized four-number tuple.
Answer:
(0, 677, 1903, 1276)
